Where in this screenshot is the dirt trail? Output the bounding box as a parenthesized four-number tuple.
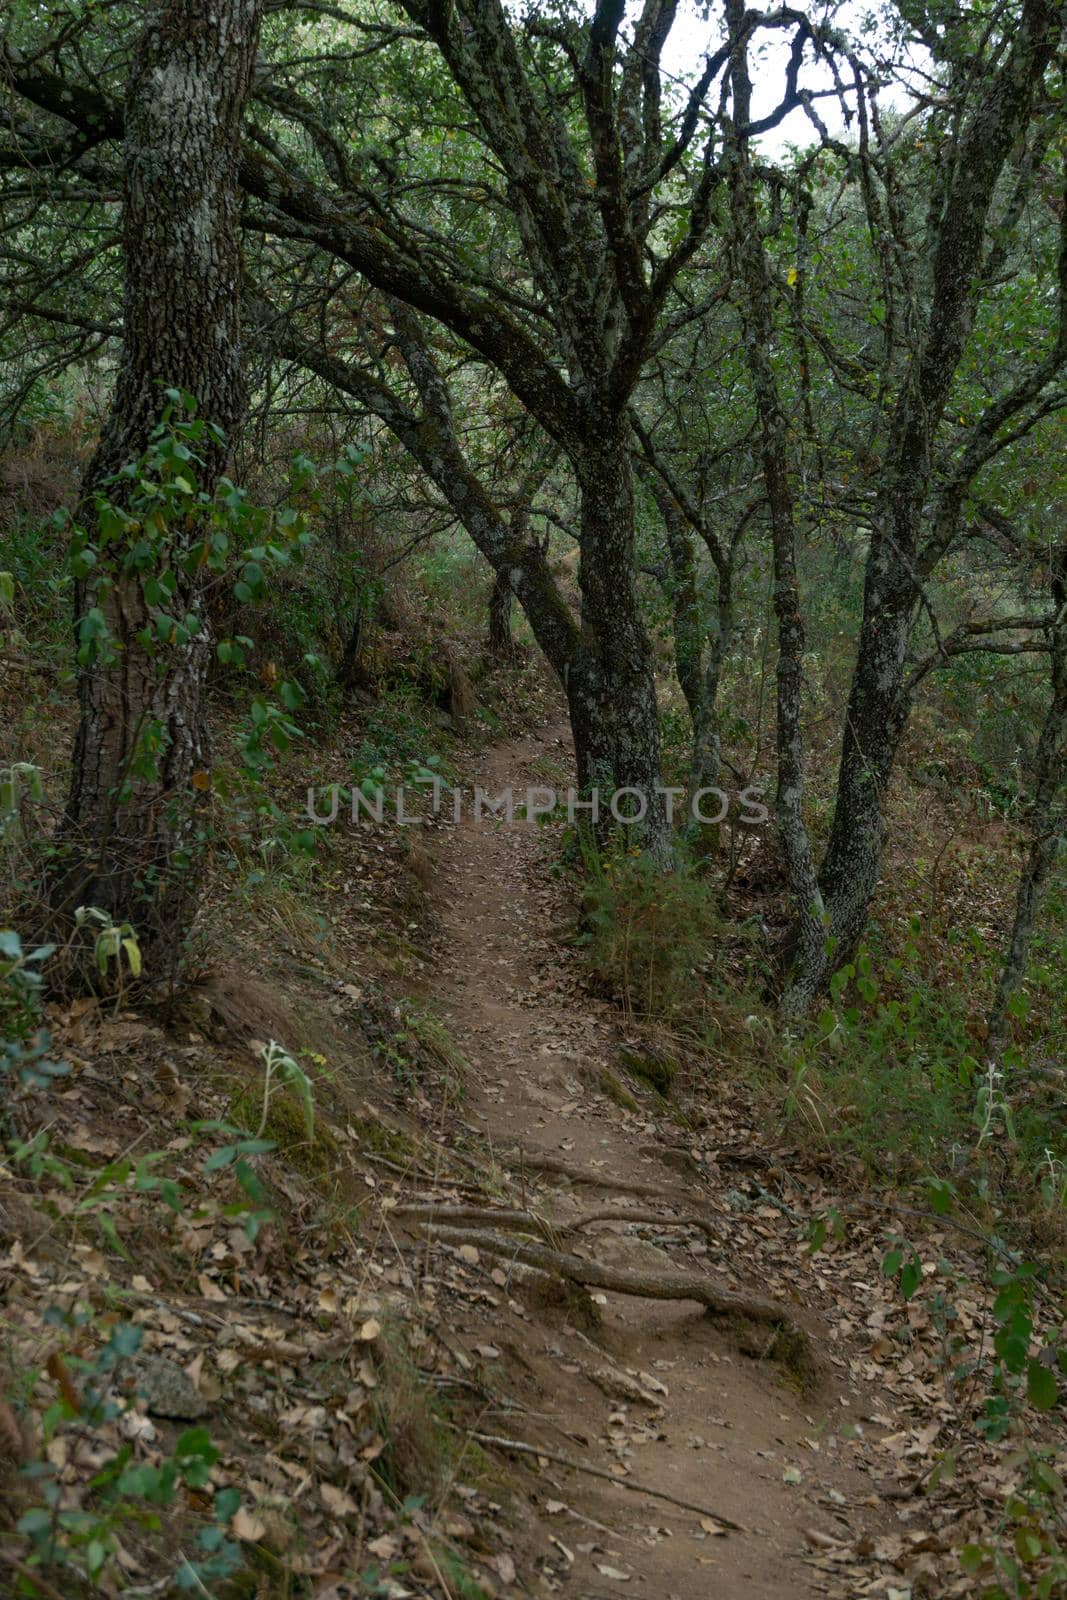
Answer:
(422, 716, 899, 1600)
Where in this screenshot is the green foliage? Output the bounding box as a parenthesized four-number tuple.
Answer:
(72, 905, 142, 982)
(361, 996, 466, 1102)
(785, 933, 982, 1175)
(17, 1398, 244, 1597)
(0, 928, 69, 1093)
(352, 683, 456, 781)
(65, 397, 318, 783)
(577, 841, 725, 1020)
(0, 512, 72, 656)
(782, 922, 1066, 1198)
(5, 1143, 280, 1594)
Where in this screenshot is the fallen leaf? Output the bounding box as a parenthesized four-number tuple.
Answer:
(319, 1483, 358, 1516)
(232, 1507, 266, 1542)
(492, 1553, 516, 1584)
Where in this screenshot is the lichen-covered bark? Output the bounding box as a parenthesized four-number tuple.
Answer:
(988, 540, 1066, 1052)
(53, 0, 262, 966)
(570, 428, 671, 862)
(487, 567, 516, 657)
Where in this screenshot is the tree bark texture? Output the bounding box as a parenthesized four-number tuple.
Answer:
(54, 0, 263, 969)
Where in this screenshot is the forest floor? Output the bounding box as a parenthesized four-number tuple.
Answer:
(2, 685, 1059, 1600)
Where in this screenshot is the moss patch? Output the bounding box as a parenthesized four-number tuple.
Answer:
(619, 1047, 678, 1097)
(227, 1084, 340, 1179)
(598, 1068, 639, 1112)
(350, 1114, 420, 1165)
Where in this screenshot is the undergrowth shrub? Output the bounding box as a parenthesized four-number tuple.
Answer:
(352, 683, 456, 780)
(784, 938, 981, 1177)
(782, 924, 1067, 1204)
(578, 842, 723, 1020)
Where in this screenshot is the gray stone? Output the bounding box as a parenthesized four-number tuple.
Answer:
(125, 1354, 210, 1420)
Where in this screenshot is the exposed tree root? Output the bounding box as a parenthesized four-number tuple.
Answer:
(392, 1200, 722, 1243)
(569, 1205, 721, 1241)
(392, 1202, 562, 1240)
(412, 1222, 810, 1371)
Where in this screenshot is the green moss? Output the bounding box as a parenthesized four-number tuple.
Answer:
(598, 1068, 639, 1111)
(619, 1048, 678, 1097)
(350, 1115, 420, 1164)
(228, 1085, 339, 1178)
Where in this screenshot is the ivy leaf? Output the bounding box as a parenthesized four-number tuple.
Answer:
(1027, 1359, 1057, 1411)
(899, 1259, 922, 1300)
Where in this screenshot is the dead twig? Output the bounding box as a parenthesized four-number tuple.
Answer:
(0, 1551, 70, 1600)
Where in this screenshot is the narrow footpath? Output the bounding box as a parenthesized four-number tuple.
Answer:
(417, 716, 907, 1600)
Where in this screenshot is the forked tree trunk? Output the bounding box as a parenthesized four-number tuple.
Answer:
(52, 0, 262, 971)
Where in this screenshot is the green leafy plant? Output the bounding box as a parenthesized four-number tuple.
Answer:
(0, 929, 69, 1096)
(73, 905, 142, 983)
(253, 1037, 315, 1141)
(5, 1115, 291, 1592)
(577, 840, 726, 1019)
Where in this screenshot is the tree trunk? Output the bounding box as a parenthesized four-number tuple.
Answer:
(778, 0, 1060, 1011)
(283, 307, 670, 860)
(726, 4, 824, 1004)
(52, 0, 262, 973)
(571, 431, 671, 864)
(988, 542, 1066, 1053)
(487, 566, 516, 657)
